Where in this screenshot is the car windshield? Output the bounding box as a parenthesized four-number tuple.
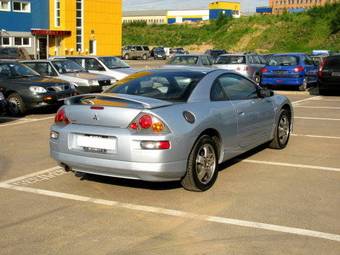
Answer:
(99, 57, 130, 69)
(268, 56, 299, 66)
(154, 48, 165, 53)
(168, 56, 198, 65)
(0, 62, 39, 78)
(215, 55, 246, 64)
(106, 71, 206, 102)
(51, 60, 85, 74)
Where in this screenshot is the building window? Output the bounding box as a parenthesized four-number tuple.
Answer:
(12, 1, 31, 13)
(0, 0, 10, 11)
(76, 0, 83, 52)
(14, 37, 31, 47)
(55, 0, 61, 27)
(1, 37, 10, 46)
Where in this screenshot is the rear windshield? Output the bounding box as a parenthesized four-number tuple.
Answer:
(325, 57, 340, 68)
(215, 55, 246, 65)
(106, 71, 206, 102)
(268, 56, 299, 66)
(99, 57, 130, 69)
(168, 56, 198, 65)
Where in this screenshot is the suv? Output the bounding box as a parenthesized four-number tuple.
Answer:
(214, 53, 265, 84)
(122, 45, 150, 60)
(318, 54, 340, 95)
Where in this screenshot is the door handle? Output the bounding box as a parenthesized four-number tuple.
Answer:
(238, 112, 245, 116)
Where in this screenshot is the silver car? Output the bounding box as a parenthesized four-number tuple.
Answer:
(50, 69, 293, 191)
(214, 54, 265, 84)
(61, 56, 136, 81)
(165, 54, 214, 68)
(22, 59, 114, 94)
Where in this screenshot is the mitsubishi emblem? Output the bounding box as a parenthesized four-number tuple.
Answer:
(93, 114, 99, 121)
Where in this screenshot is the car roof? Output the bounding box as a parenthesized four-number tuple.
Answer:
(143, 68, 215, 75)
(0, 59, 19, 63)
(272, 53, 306, 56)
(172, 54, 208, 57)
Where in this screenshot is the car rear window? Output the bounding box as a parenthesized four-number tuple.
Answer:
(106, 71, 206, 102)
(325, 57, 340, 68)
(169, 56, 199, 65)
(215, 55, 246, 65)
(268, 56, 299, 66)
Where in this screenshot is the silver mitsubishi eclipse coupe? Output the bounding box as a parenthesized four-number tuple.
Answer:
(50, 69, 293, 191)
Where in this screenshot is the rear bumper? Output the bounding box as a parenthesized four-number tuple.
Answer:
(318, 80, 340, 90)
(51, 150, 186, 182)
(261, 77, 304, 86)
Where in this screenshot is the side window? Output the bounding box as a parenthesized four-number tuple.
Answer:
(247, 55, 254, 64)
(136, 46, 143, 51)
(69, 58, 83, 67)
(85, 58, 104, 71)
(219, 74, 258, 100)
(0, 64, 11, 78)
(210, 79, 228, 101)
(252, 55, 261, 64)
(304, 56, 314, 65)
(201, 56, 211, 66)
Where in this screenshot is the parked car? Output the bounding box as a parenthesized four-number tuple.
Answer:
(22, 59, 114, 94)
(50, 69, 293, 191)
(165, 54, 213, 67)
(122, 45, 150, 60)
(318, 54, 340, 95)
(0, 87, 6, 114)
(214, 53, 265, 84)
(311, 55, 327, 66)
(0, 47, 31, 60)
(204, 49, 227, 62)
(0, 60, 76, 115)
(150, 47, 167, 60)
(169, 47, 188, 56)
(260, 53, 318, 91)
(58, 56, 136, 81)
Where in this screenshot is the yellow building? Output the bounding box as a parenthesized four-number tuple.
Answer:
(32, 0, 122, 58)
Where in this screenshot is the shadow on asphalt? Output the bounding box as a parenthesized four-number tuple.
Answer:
(0, 106, 59, 124)
(79, 143, 269, 191)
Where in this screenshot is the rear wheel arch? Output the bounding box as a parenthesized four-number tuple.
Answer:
(195, 128, 223, 162)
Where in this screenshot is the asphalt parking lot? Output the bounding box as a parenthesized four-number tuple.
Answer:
(0, 62, 339, 254)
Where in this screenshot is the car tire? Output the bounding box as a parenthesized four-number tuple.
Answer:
(269, 109, 291, 150)
(181, 135, 218, 192)
(299, 78, 308, 91)
(142, 54, 147, 60)
(7, 92, 26, 116)
(124, 54, 129, 60)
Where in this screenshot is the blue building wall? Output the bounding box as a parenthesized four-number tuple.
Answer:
(209, 9, 233, 20)
(0, 0, 49, 32)
(256, 7, 273, 14)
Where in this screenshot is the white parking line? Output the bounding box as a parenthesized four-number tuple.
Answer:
(0, 182, 339, 242)
(295, 116, 340, 121)
(295, 106, 340, 110)
(0, 116, 54, 127)
(292, 96, 321, 105)
(243, 160, 340, 173)
(292, 134, 340, 140)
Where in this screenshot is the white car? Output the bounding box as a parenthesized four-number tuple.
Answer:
(61, 56, 136, 81)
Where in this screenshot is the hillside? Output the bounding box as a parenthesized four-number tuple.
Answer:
(123, 3, 340, 53)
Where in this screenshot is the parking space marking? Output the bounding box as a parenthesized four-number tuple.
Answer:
(295, 116, 340, 121)
(295, 106, 340, 110)
(292, 134, 340, 140)
(292, 96, 321, 105)
(0, 183, 339, 242)
(243, 160, 340, 173)
(0, 116, 54, 127)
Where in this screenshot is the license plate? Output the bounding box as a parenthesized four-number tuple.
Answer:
(276, 79, 284, 83)
(76, 135, 117, 153)
(332, 72, 340, 77)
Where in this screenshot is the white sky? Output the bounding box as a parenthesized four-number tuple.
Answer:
(123, 0, 269, 12)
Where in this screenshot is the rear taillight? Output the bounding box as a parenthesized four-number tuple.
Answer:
(294, 66, 304, 73)
(318, 60, 327, 78)
(54, 108, 70, 125)
(260, 67, 268, 73)
(129, 113, 169, 134)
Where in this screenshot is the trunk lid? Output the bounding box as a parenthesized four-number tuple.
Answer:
(64, 93, 173, 128)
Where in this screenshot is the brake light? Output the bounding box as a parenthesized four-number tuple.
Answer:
(318, 60, 327, 78)
(90, 106, 104, 110)
(129, 113, 169, 134)
(140, 141, 171, 150)
(54, 108, 70, 125)
(260, 67, 268, 73)
(294, 66, 304, 73)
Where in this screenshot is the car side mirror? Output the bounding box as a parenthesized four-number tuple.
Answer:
(259, 88, 274, 98)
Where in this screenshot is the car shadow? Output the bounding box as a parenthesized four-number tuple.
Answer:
(309, 87, 340, 96)
(78, 143, 269, 191)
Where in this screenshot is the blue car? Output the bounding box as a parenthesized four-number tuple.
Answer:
(260, 53, 318, 91)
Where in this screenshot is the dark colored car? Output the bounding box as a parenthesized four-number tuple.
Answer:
(260, 53, 318, 91)
(150, 47, 166, 60)
(318, 55, 340, 95)
(0, 61, 76, 115)
(204, 49, 227, 61)
(170, 48, 187, 56)
(0, 47, 31, 60)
